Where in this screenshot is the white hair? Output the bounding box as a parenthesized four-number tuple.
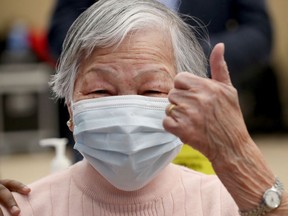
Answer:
(50, 0, 208, 102)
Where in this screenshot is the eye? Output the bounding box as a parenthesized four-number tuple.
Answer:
(90, 89, 112, 97)
(92, 89, 109, 94)
(142, 90, 167, 97)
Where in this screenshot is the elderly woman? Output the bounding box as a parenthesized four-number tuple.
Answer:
(1, 0, 287, 215)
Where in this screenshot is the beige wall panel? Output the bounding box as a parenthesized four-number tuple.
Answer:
(0, 0, 54, 34)
(268, 0, 288, 126)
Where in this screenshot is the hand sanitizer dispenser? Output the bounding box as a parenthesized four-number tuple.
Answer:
(39, 138, 72, 173)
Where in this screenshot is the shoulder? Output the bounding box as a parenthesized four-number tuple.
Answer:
(172, 164, 239, 214)
(174, 163, 219, 181)
(10, 161, 84, 215)
(175, 163, 230, 194)
(27, 161, 77, 193)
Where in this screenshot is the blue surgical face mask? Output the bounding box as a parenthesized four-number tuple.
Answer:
(72, 95, 183, 191)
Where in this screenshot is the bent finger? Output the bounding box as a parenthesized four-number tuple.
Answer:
(0, 180, 30, 195)
(173, 72, 204, 90)
(0, 185, 20, 216)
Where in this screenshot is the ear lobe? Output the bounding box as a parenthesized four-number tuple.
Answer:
(66, 102, 74, 132)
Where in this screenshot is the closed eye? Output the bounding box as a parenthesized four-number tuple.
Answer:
(90, 89, 112, 96)
(142, 90, 167, 97)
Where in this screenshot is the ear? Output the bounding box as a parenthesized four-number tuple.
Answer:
(66, 102, 74, 132)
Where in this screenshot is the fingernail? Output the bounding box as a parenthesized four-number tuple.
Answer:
(11, 206, 20, 214)
(22, 186, 31, 192)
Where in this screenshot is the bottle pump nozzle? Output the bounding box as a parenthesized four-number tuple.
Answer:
(39, 138, 72, 173)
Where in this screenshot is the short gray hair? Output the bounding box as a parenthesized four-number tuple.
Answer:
(50, 0, 208, 102)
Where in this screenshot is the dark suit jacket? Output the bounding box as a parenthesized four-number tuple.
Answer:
(48, 0, 272, 77)
(179, 0, 273, 77)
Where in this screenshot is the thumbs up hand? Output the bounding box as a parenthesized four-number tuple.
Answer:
(163, 43, 250, 163)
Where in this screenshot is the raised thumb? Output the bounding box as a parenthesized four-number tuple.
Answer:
(210, 43, 232, 85)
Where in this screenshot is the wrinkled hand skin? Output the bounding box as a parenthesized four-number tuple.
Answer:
(163, 43, 288, 214)
(0, 179, 30, 216)
(163, 43, 247, 162)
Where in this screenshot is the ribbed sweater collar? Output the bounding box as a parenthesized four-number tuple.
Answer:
(72, 160, 180, 204)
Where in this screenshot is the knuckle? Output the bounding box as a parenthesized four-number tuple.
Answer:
(0, 179, 23, 190)
(0, 185, 15, 206)
(0, 185, 7, 193)
(0, 179, 12, 186)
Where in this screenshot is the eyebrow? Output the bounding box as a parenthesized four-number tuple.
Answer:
(84, 64, 175, 81)
(134, 68, 175, 83)
(85, 65, 116, 75)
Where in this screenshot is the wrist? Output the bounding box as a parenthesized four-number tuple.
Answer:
(239, 177, 284, 216)
(212, 139, 276, 210)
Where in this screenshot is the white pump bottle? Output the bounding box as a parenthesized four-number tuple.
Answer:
(39, 138, 72, 173)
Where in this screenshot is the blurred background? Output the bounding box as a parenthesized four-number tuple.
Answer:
(0, 0, 287, 187)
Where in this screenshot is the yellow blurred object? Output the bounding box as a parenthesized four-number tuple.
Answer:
(173, 144, 215, 175)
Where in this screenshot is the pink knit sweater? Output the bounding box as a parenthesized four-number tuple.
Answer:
(4, 160, 239, 215)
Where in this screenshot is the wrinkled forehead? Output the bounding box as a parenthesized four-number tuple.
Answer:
(80, 26, 174, 61)
(76, 28, 176, 78)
